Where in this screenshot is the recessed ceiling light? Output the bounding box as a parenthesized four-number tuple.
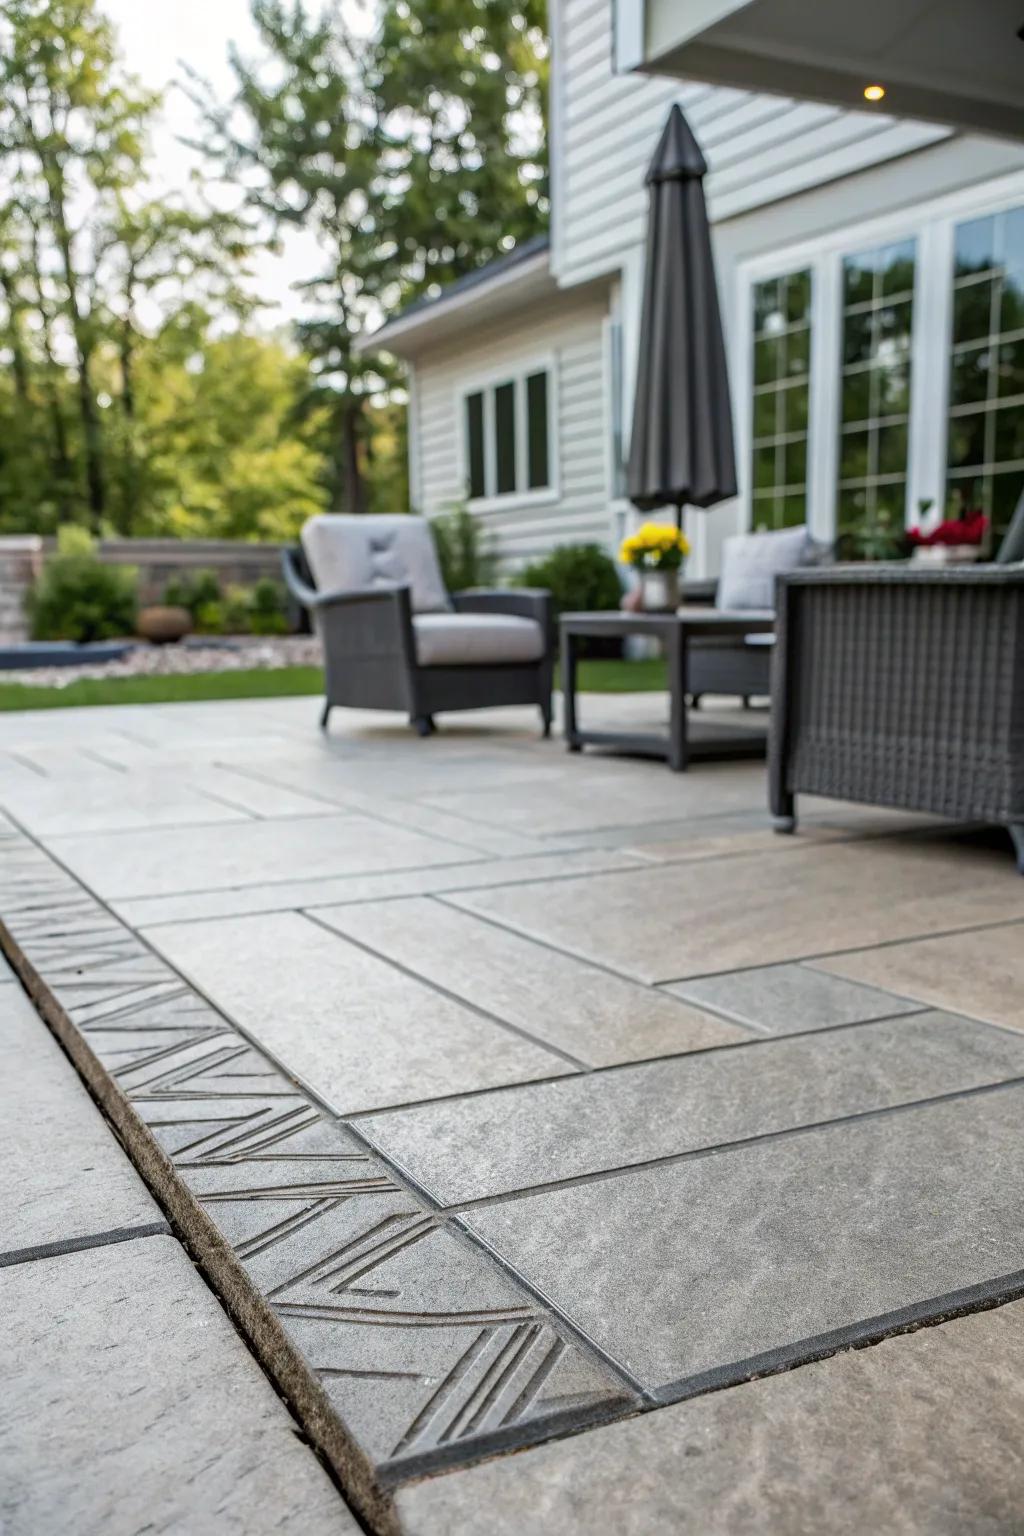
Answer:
(863, 84, 886, 102)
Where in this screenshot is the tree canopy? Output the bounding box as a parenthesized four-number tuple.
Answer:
(0, 0, 548, 536)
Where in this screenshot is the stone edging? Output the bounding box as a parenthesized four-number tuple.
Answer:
(0, 826, 636, 1534)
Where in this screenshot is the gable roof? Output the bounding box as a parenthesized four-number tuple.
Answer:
(355, 235, 552, 357)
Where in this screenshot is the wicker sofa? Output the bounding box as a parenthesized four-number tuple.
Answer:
(769, 548, 1024, 872)
(283, 515, 553, 736)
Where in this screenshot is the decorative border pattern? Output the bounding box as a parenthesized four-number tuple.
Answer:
(0, 826, 635, 1532)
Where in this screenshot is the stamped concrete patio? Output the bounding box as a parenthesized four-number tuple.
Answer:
(3, 690, 1024, 1534)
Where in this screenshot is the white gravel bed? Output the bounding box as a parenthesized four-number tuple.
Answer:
(1, 635, 323, 688)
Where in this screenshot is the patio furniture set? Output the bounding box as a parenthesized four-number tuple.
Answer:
(284, 499, 1024, 872)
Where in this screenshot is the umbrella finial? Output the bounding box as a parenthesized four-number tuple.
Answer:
(645, 102, 708, 184)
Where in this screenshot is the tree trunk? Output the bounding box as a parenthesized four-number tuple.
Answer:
(44, 156, 105, 528)
(119, 288, 139, 534)
(24, 229, 73, 516)
(341, 398, 365, 515)
(120, 322, 135, 421)
(0, 271, 30, 404)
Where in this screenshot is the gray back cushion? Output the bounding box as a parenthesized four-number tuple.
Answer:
(301, 514, 451, 613)
(717, 525, 812, 612)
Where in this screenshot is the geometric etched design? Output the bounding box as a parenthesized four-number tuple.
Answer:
(0, 827, 634, 1493)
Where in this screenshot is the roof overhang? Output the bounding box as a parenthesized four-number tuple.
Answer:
(619, 0, 1024, 142)
(355, 249, 555, 360)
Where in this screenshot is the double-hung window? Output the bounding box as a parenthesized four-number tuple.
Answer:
(837, 239, 916, 541)
(946, 206, 1024, 539)
(750, 269, 812, 530)
(741, 180, 1024, 550)
(462, 366, 554, 504)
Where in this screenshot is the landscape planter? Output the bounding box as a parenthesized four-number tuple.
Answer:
(136, 606, 192, 644)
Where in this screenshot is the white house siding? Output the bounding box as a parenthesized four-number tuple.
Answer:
(412, 285, 613, 571)
(551, 0, 952, 290)
(546, 0, 956, 578)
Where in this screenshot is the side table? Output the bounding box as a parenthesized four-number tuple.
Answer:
(560, 608, 775, 772)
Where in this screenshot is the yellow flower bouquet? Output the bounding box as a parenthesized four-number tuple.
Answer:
(619, 522, 691, 572)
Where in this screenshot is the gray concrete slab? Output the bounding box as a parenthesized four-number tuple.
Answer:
(223, 745, 568, 802)
(5, 693, 1024, 1530)
(813, 923, 1024, 1034)
(0, 837, 633, 1504)
(0, 1237, 355, 1536)
(0, 768, 251, 836)
(319, 897, 748, 1068)
(394, 1298, 1024, 1536)
(218, 1185, 628, 1472)
(109, 846, 648, 928)
(452, 837, 1024, 983)
(0, 984, 163, 1258)
(665, 961, 923, 1033)
(359, 1012, 1024, 1205)
(145, 911, 572, 1114)
(422, 760, 766, 837)
(50, 811, 476, 900)
(465, 1085, 1024, 1396)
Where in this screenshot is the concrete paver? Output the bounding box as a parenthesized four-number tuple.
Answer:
(359, 1011, 1024, 1205)
(3, 695, 1023, 1533)
(465, 1086, 1024, 1395)
(1, 982, 163, 1259)
(2, 1238, 356, 1536)
(394, 1299, 1024, 1535)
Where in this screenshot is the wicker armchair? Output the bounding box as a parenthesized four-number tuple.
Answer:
(282, 515, 553, 737)
(769, 561, 1024, 872)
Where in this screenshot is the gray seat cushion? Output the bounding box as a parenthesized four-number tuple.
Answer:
(413, 613, 545, 667)
(301, 514, 451, 614)
(717, 525, 812, 612)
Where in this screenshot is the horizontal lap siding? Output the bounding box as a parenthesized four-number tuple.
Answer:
(414, 291, 613, 571)
(553, 0, 951, 288)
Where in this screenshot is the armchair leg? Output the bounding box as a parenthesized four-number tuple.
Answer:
(319, 701, 332, 731)
(773, 791, 797, 835)
(540, 704, 552, 739)
(411, 714, 435, 738)
(1010, 824, 1024, 875)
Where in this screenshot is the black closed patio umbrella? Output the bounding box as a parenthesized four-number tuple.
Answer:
(627, 103, 737, 529)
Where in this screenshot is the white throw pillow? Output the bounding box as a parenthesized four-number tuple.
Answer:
(301, 514, 451, 614)
(717, 526, 811, 612)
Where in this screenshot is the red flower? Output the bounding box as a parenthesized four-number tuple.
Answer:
(908, 513, 989, 548)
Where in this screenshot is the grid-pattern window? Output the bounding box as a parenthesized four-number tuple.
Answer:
(946, 205, 1024, 542)
(837, 239, 916, 542)
(463, 368, 552, 501)
(465, 391, 486, 500)
(750, 269, 812, 530)
(526, 371, 549, 489)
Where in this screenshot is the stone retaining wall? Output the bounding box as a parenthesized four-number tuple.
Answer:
(0, 537, 44, 644)
(48, 537, 287, 605)
(0, 536, 299, 643)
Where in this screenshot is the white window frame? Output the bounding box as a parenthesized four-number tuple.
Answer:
(456, 354, 560, 513)
(734, 168, 1024, 541)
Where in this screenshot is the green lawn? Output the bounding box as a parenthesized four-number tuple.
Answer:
(0, 657, 669, 711)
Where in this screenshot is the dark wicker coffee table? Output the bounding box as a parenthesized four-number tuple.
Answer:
(560, 608, 775, 772)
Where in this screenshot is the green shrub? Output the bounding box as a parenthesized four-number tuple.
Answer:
(430, 505, 496, 592)
(162, 568, 221, 618)
(165, 571, 289, 635)
(28, 526, 138, 643)
(193, 599, 225, 635)
(247, 577, 289, 635)
(516, 543, 622, 616)
(222, 586, 254, 634)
